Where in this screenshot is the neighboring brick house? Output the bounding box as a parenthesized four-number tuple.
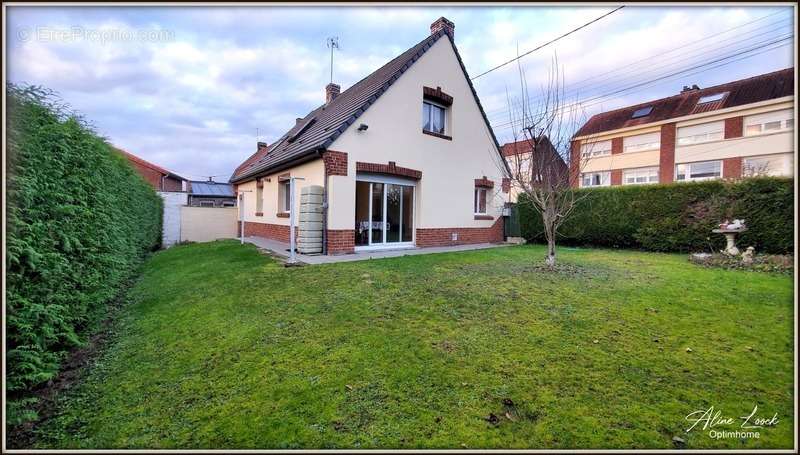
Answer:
(230, 17, 509, 255)
(570, 68, 794, 187)
(501, 136, 568, 203)
(188, 180, 237, 207)
(117, 147, 187, 192)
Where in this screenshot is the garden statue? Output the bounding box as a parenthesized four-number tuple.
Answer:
(713, 219, 747, 256)
(741, 246, 755, 265)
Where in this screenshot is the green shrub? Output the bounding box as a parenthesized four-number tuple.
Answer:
(519, 178, 793, 254)
(5, 84, 162, 424)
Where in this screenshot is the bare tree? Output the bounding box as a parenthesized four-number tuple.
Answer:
(495, 56, 596, 268)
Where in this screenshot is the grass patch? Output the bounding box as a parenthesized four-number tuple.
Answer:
(31, 240, 794, 449)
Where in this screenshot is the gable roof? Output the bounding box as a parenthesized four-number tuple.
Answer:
(231, 28, 503, 182)
(189, 180, 235, 197)
(574, 67, 794, 138)
(116, 147, 186, 181)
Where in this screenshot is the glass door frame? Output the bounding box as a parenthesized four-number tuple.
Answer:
(355, 173, 416, 251)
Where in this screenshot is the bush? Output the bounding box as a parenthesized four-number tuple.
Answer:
(5, 84, 163, 424)
(519, 178, 793, 254)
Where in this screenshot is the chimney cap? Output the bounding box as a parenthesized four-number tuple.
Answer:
(431, 17, 455, 38)
(325, 82, 341, 104)
(257, 141, 268, 148)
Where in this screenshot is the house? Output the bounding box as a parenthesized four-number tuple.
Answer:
(501, 136, 568, 202)
(570, 68, 794, 187)
(230, 17, 509, 255)
(117, 147, 188, 192)
(188, 179, 237, 207)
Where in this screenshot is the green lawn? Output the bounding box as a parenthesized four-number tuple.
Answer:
(34, 240, 794, 449)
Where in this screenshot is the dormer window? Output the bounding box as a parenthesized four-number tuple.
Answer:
(631, 106, 653, 118)
(697, 92, 728, 105)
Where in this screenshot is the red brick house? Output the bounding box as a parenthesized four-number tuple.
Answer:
(117, 148, 187, 192)
(570, 68, 794, 187)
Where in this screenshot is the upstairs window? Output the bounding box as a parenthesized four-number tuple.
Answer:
(423, 101, 446, 135)
(631, 106, 653, 118)
(744, 109, 793, 136)
(580, 140, 612, 158)
(623, 167, 659, 185)
(623, 132, 660, 153)
(677, 121, 724, 146)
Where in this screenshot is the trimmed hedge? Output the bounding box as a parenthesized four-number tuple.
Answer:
(5, 85, 163, 423)
(519, 178, 793, 254)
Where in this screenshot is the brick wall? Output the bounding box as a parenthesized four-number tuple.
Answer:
(724, 116, 743, 139)
(723, 157, 743, 179)
(240, 221, 292, 243)
(326, 229, 355, 254)
(659, 123, 676, 184)
(322, 150, 348, 176)
(569, 140, 581, 188)
(611, 137, 623, 155)
(611, 169, 622, 186)
(128, 159, 164, 190)
(416, 217, 504, 248)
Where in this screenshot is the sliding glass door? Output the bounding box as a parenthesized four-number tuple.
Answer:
(355, 177, 414, 248)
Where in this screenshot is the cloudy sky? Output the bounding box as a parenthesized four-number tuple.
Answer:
(6, 4, 794, 182)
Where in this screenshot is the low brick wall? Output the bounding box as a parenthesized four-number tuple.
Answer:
(416, 217, 504, 248)
(240, 221, 293, 243)
(326, 229, 355, 255)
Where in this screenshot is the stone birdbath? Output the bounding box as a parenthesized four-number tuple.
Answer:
(712, 219, 747, 256)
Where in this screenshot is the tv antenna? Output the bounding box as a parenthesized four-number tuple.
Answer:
(326, 36, 339, 83)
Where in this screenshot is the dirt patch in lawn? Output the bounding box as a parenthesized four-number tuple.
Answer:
(6, 287, 129, 449)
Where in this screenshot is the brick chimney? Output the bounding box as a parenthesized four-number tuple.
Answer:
(325, 83, 340, 104)
(257, 141, 268, 151)
(431, 17, 455, 38)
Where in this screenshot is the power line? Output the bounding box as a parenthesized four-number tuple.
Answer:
(471, 6, 625, 80)
(491, 35, 792, 134)
(484, 12, 793, 121)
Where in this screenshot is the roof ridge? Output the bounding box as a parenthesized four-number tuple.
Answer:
(115, 147, 186, 180)
(586, 67, 795, 119)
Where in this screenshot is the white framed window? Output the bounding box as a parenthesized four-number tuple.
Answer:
(743, 154, 794, 177)
(279, 180, 291, 213)
(581, 171, 610, 187)
(677, 121, 724, 146)
(744, 109, 793, 136)
(474, 187, 487, 214)
(580, 140, 612, 158)
(199, 200, 215, 207)
(623, 132, 660, 153)
(675, 160, 722, 182)
(623, 167, 659, 185)
(222, 201, 236, 207)
(422, 101, 446, 135)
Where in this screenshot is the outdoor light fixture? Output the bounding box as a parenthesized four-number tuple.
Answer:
(357, 123, 369, 131)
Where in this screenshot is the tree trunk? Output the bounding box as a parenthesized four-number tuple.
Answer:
(545, 235, 556, 268)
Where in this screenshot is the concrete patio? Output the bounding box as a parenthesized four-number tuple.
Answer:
(241, 236, 511, 264)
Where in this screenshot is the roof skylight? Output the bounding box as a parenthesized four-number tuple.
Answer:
(631, 106, 653, 119)
(697, 92, 728, 104)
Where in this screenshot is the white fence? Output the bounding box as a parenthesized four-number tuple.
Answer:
(158, 191, 188, 248)
(180, 206, 238, 243)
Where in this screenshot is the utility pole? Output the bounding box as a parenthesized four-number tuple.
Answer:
(326, 36, 339, 83)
